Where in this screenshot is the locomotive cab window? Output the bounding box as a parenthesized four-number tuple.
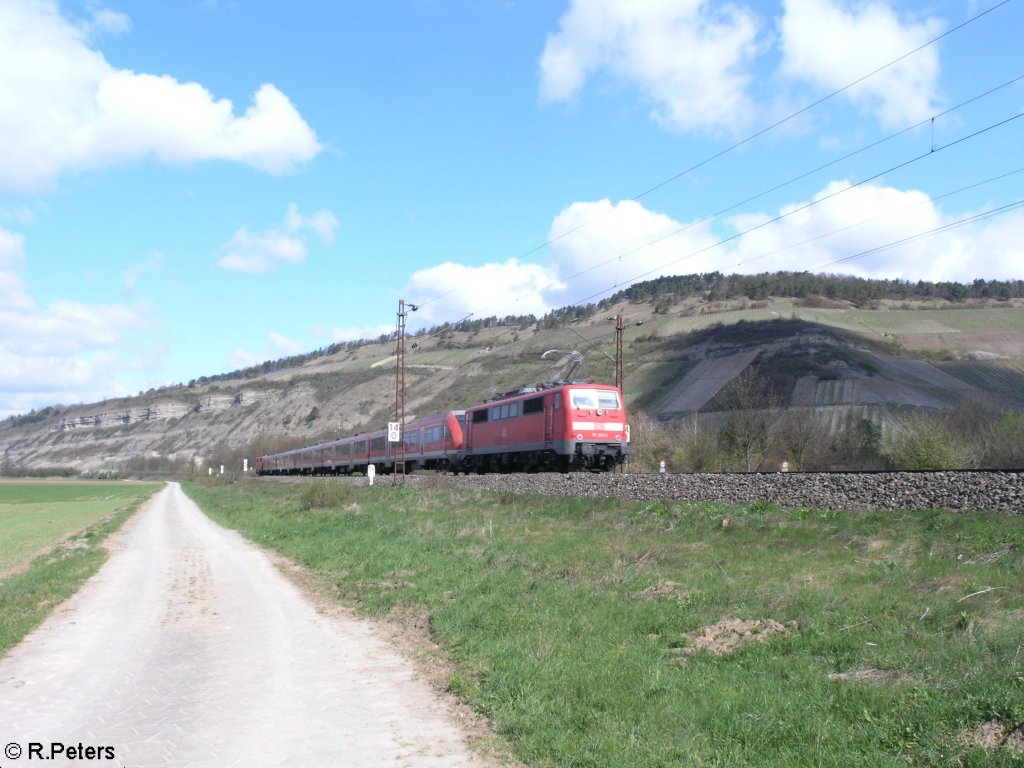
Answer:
(571, 392, 596, 408)
(570, 388, 620, 410)
(472, 409, 488, 424)
(523, 396, 543, 415)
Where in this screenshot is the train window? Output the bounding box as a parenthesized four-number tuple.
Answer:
(472, 409, 488, 423)
(404, 432, 419, 447)
(554, 393, 562, 409)
(509, 402, 519, 418)
(571, 391, 597, 408)
(500, 404, 509, 419)
(371, 437, 385, 451)
(568, 388, 621, 409)
(339, 443, 350, 456)
(425, 426, 441, 443)
(523, 396, 543, 414)
(490, 406, 500, 421)
(354, 441, 367, 453)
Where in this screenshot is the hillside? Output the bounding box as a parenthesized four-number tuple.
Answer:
(3, 278, 1024, 474)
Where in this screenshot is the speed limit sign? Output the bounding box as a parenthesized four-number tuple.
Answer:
(387, 422, 401, 442)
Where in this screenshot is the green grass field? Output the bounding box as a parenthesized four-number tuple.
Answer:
(0, 481, 160, 655)
(0, 482, 159, 573)
(187, 480, 1024, 768)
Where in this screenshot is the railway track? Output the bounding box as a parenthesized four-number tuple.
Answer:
(271, 469, 1024, 514)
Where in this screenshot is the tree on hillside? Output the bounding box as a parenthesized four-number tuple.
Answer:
(716, 369, 780, 471)
(772, 408, 826, 470)
(882, 412, 979, 470)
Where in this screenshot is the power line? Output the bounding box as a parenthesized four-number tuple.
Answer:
(733, 167, 1024, 272)
(557, 112, 1023, 310)
(814, 199, 1024, 272)
(514, 168, 1024, 369)
(417, 77, 1022, 326)
(414, 0, 1016, 314)
(575, 197, 1024, 359)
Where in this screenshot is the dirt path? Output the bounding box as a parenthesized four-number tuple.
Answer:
(0, 483, 484, 767)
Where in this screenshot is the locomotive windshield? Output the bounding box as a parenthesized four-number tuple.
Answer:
(570, 388, 620, 410)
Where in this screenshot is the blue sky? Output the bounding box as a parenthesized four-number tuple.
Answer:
(0, 0, 1021, 417)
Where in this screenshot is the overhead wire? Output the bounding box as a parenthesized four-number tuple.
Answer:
(502, 158, 1024, 384)
(400, 2, 1021, 386)
(540, 112, 1024, 312)
(418, 77, 1023, 325)
(413, 0, 1017, 315)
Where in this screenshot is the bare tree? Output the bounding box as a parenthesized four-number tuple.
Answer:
(675, 415, 720, 472)
(772, 407, 824, 470)
(715, 369, 780, 471)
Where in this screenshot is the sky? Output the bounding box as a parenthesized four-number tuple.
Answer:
(0, 0, 1022, 418)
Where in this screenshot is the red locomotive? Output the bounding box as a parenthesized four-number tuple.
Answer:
(255, 382, 629, 476)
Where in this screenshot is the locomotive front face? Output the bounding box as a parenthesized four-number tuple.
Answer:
(560, 385, 629, 468)
(565, 387, 627, 442)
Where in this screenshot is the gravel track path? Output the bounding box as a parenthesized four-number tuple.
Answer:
(0, 483, 482, 767)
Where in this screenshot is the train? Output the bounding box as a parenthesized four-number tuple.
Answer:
(255, 382, 629, 476)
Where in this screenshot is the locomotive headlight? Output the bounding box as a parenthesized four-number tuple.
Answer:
(577, 434, 584, 441)
(596, 409, 604, 416)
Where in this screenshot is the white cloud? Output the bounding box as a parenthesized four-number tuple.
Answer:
(218, 228, 308, 274)
(0, 205, 36, 226)
(81, 7, 131, 37)
(543, 185, 1023, 293)
(778, 0, 944, 128)
(122, 252, 165, 289)
(226, 330, 312, 371)
(217, 204, 339, 273)
(266, 331, 306, 356)
(284, 203, 340, 244)
(728, 180, 944, 276)
(540, 0, 762, 132)
(407, 258, 563, 322)
(323, 323, 395, 343)
(0, 227, 27, 272)
(547, 199, 721, 302)
(0, 225, 147, 416)
(0, 0, 321, 193)
(540, 0, 947, 134)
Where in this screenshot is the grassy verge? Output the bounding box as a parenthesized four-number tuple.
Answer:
(0, 481, 161, 655)
(186, 479, 1024, 767)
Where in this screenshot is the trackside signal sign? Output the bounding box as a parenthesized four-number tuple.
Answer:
(387, 422, 401, 442)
